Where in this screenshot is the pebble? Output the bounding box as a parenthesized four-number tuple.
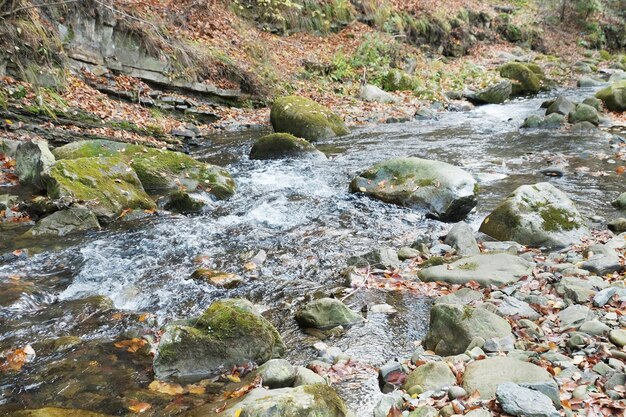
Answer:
(448, 386, 467, 400)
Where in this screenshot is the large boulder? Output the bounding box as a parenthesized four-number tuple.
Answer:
(418, 253, 534, 287)
(270, 95, 349, 142)
(24, 208, 100, 237)
(479, 182, 589, 249)
(462, 357, 553, 399)
(15, 140, 55, 189)
(249, 133, 325, 160)
(43, 157, 156, 222)
(596, 80, 626, 112)
(295, 298, 363, 329)
(404, 361, 456, 394)
(424, 303, 512, 356)
(52, 140, 235, 199)
(500, 62, 541, 94)
(190, 385, 348, 417)
(349, 157, 478, 222)
(153, 299, 285, 381)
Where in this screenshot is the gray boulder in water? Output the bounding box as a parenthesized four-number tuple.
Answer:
(350, 157, 478, 222)
(479, 182, 589, 249)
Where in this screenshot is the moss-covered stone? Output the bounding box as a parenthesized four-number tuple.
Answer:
(270, 95, 349, 142)
(24, 208, 100, 237)
(161, 190, 203, 213)
(295, 298, 363, 329)
(500, 62, 541, 94)
(612, 192, 626, 209)
(568, 103, 599, 125)
(479, 182, 588, 249)
(44, 157, 156, 222)
(52, 140, 236, 199)
(424, 303, 512, 356)
(595, 80, 626, 112)
(153, 299, 285, 381)
(349, 157, 478, 222)
(474, 80, 512, 104)
(249, 133, 325, 160)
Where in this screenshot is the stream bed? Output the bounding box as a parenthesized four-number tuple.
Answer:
(0, 88, 624, 415)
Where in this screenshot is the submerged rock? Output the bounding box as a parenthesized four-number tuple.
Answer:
(462, 356, 553, 398)
(349, 157, 478, 222)
(249, 133, 325, 160)
(190, 385, 348, 417)
(44, 157, 155, 222)
(419, 253, 534, 287)
(596, 80, 626, 112)
(52, 140, 236, 199)
(8, 408, 113, 417)
(479, 182, 589, 249)
(153, 299, 285, 381)
(295, 298, 363, 329)
(270, 95, 349, 142)
(24, 208, 100, 237)
(424, 303, 512, 356)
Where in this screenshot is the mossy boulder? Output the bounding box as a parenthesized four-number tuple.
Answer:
(295, 298, 363, 329)
(500, 62, 541, 94)
(404, 361, 456, 395)
(473, 80, 512, 104)
(479, 182, 589, 249)
(189, 385, 348, 417)
(52, 140, 236, 199)
(522, 114, 565, 129)
(7, 408, 113, 417)
(350, 157, 478, 222)
(24, 208, 100, 237)
(160, 191, 203, 213)
(249, 133, 326, 160)
(595, 80, 626, 112)
(153, 299, 285, 381)
(568, 103, 599, 125)
(612, 192, 626, 209)
(270, 96, 349, 142)
(43, 157, 156, 222)
(423, 303, 512, 356)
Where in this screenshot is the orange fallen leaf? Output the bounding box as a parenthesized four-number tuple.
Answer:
(616, 166, 625, 175)
(148, 380, 184, 395)
(114, 338, 146, 353)
(128, 401, 151, 413)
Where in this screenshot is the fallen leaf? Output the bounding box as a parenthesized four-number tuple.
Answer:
(114, 338, 146, 353)
(128, 401, 151, 413)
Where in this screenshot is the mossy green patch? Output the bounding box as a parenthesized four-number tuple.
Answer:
(596, 80, 626, 112)
(52, 140, 235, 199)
(270, 95, 349, 142)
(422, 256, 446, 268)
(479, 200, 521, 241)
(249, 132, 321, 160)
(540, 206, 578, 232)
(500, 62, 541, 94)
(44, 157, 155, 222)
(302, 384, 348, 415)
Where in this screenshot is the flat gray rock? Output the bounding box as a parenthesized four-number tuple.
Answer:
(419, 253, 534, 287)
(496, 382, 560, 417)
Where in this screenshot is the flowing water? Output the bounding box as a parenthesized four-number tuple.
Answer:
(0, 89, 624, 415)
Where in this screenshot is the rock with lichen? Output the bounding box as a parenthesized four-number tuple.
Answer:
(479, 182, 589, 249)
(153, 299, 285, 381)
(270, 95, 349, 142)
(349, 157, 478, 222)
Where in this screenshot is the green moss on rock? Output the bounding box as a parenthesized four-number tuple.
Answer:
(52, 140, 235, 199)
(540, 206, 579, 232)
(270, 95, 349, 142)
(500, 62, 541, 94)
(382, 69, 420, 92)
(249, 133, 325, 160)
(596, 80, 626, 112)
(44, 157, 155, 222)
(154, 299, 285, 381)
